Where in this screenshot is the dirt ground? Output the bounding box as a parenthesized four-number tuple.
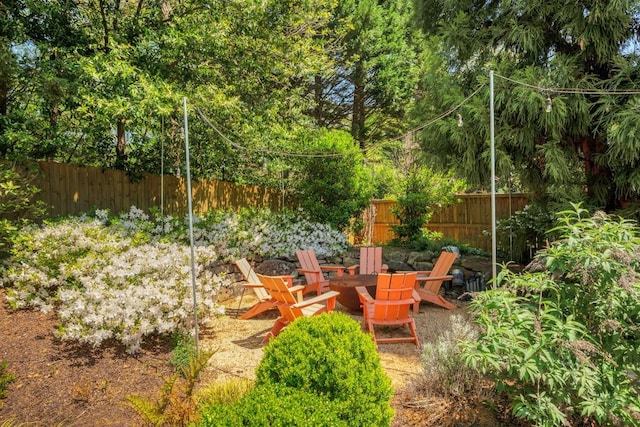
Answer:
(0, 288, 499, 426)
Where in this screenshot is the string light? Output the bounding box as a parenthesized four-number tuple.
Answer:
(495, 73, 640, 95)
(193, 74, 640, 162)
(400, 83, 487, 137)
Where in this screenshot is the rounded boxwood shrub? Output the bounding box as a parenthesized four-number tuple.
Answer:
(198, 383, 346, 426)
(255, 312, 395, 426)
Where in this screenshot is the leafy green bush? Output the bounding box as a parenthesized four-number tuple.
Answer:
(0, 162, 47, 257)
(198, 383, 346, 427)
(391, 169, 463, 243)
(461, 204, 640, 427)
(495, 202, 558, 263)
(170, 332, 197, 373)
(0, 361, 15, 405)
(388, 228, 487, 256)
(255, 312, 394, 426)
(292, 129, 371, 232)
(128, 349, 214, 426)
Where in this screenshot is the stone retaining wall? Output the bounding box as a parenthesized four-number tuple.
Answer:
(219, 248, 503, 301)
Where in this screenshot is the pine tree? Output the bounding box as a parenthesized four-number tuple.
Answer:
(414, 0, 640, 210)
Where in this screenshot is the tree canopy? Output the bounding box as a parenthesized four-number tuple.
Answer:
(0, 0, 422, 177)
(414, 0, 640, 210)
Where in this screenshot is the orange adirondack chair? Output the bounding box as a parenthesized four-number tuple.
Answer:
(256, 273, 339, 344)
(356, 272, 420, 347)
(413, 251, 458, 310)
(295, 249, 346, 295)
(346, 246, 388, 275)
(234, 258, 293, 320)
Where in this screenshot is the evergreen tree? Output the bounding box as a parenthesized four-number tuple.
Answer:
(414, 0, 640, 210)
(310, 0, 422, 150)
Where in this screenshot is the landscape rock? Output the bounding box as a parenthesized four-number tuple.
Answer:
(407, 251, 435, 266)
(254, 259, 297, 276)
(384, 247, 412, 262)
(460, 255, 493, 277)
(386, 261, 412, 272)
(412, 261, 434, 271)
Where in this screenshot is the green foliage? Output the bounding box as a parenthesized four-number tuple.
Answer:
(315, 0, 423, 148)
(390, 162, 464, 243)
(460, 204, 640, 426)
(127, 349, 214, 427)
(0, 361, 16, 405)
(292, 129, 372, 231)
(0, 162, 47, 256)
(390, 228, 487, 256)
(198, 383, 346, 427)
(194, 378, 254, 409)
(414, 0, 640, 210)
(169, 332, 197, 374)
(255, 312, 395, 426)
(495, 202, 559, 263)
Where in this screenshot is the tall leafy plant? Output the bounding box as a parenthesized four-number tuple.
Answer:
(0, 162, 47, 256)
(292, 129, 371, 232)
(388, 142, 463, 243)
(461, 204, 640, 426)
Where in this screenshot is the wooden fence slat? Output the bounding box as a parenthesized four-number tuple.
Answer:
(30, 161, 284, 218)
(370, 195, 529, 251)
(28, 161, 528, 252)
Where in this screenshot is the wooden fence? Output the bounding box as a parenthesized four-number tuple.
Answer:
(27, 162, 529, 252)
(369, 194, 530, 251)
(31, 161, 284, 217)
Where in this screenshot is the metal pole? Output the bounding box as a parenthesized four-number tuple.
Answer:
(490, 71, 497, 281)
(281, 170, 285, 210)
(160, 117, 164, 223)
(183, 97, 199, 355)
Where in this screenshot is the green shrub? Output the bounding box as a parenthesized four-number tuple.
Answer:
(0, 162, 47, 257)
(495, 202, 558, 263)
(0, 361, 16, 405)
(194, 378, 254, 408)
(419, 314, 490, 400)
(198, 383, 346, 427)
(255, 312, 394, 426)
(461, 204, 640, 427)
(127, 349, 214, 427)
(293, 129, 371, 232)
(169, 332, 197, 373)
(391, 229, 488, 256)
(390, 168, 463, 243)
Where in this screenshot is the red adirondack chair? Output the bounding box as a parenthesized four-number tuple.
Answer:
(356, 272, 420, 347)
(346, 246, 388, 275)
(256, 273, 339, 344)
(234, 258, 309, 320)
(413, 251, 457, 310)
(295, 249, 346, 294)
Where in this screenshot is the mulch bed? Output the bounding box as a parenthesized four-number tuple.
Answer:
(0, 287, 509, 426)
(0, 290, 174, 426)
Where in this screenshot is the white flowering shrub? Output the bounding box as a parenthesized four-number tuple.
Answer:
(1, 206, 349, 353)
(2, 213, 226, 353)
(197, 209, 350, 258)
(103, 207, 350, 259)
(55, 243, 224, 354)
